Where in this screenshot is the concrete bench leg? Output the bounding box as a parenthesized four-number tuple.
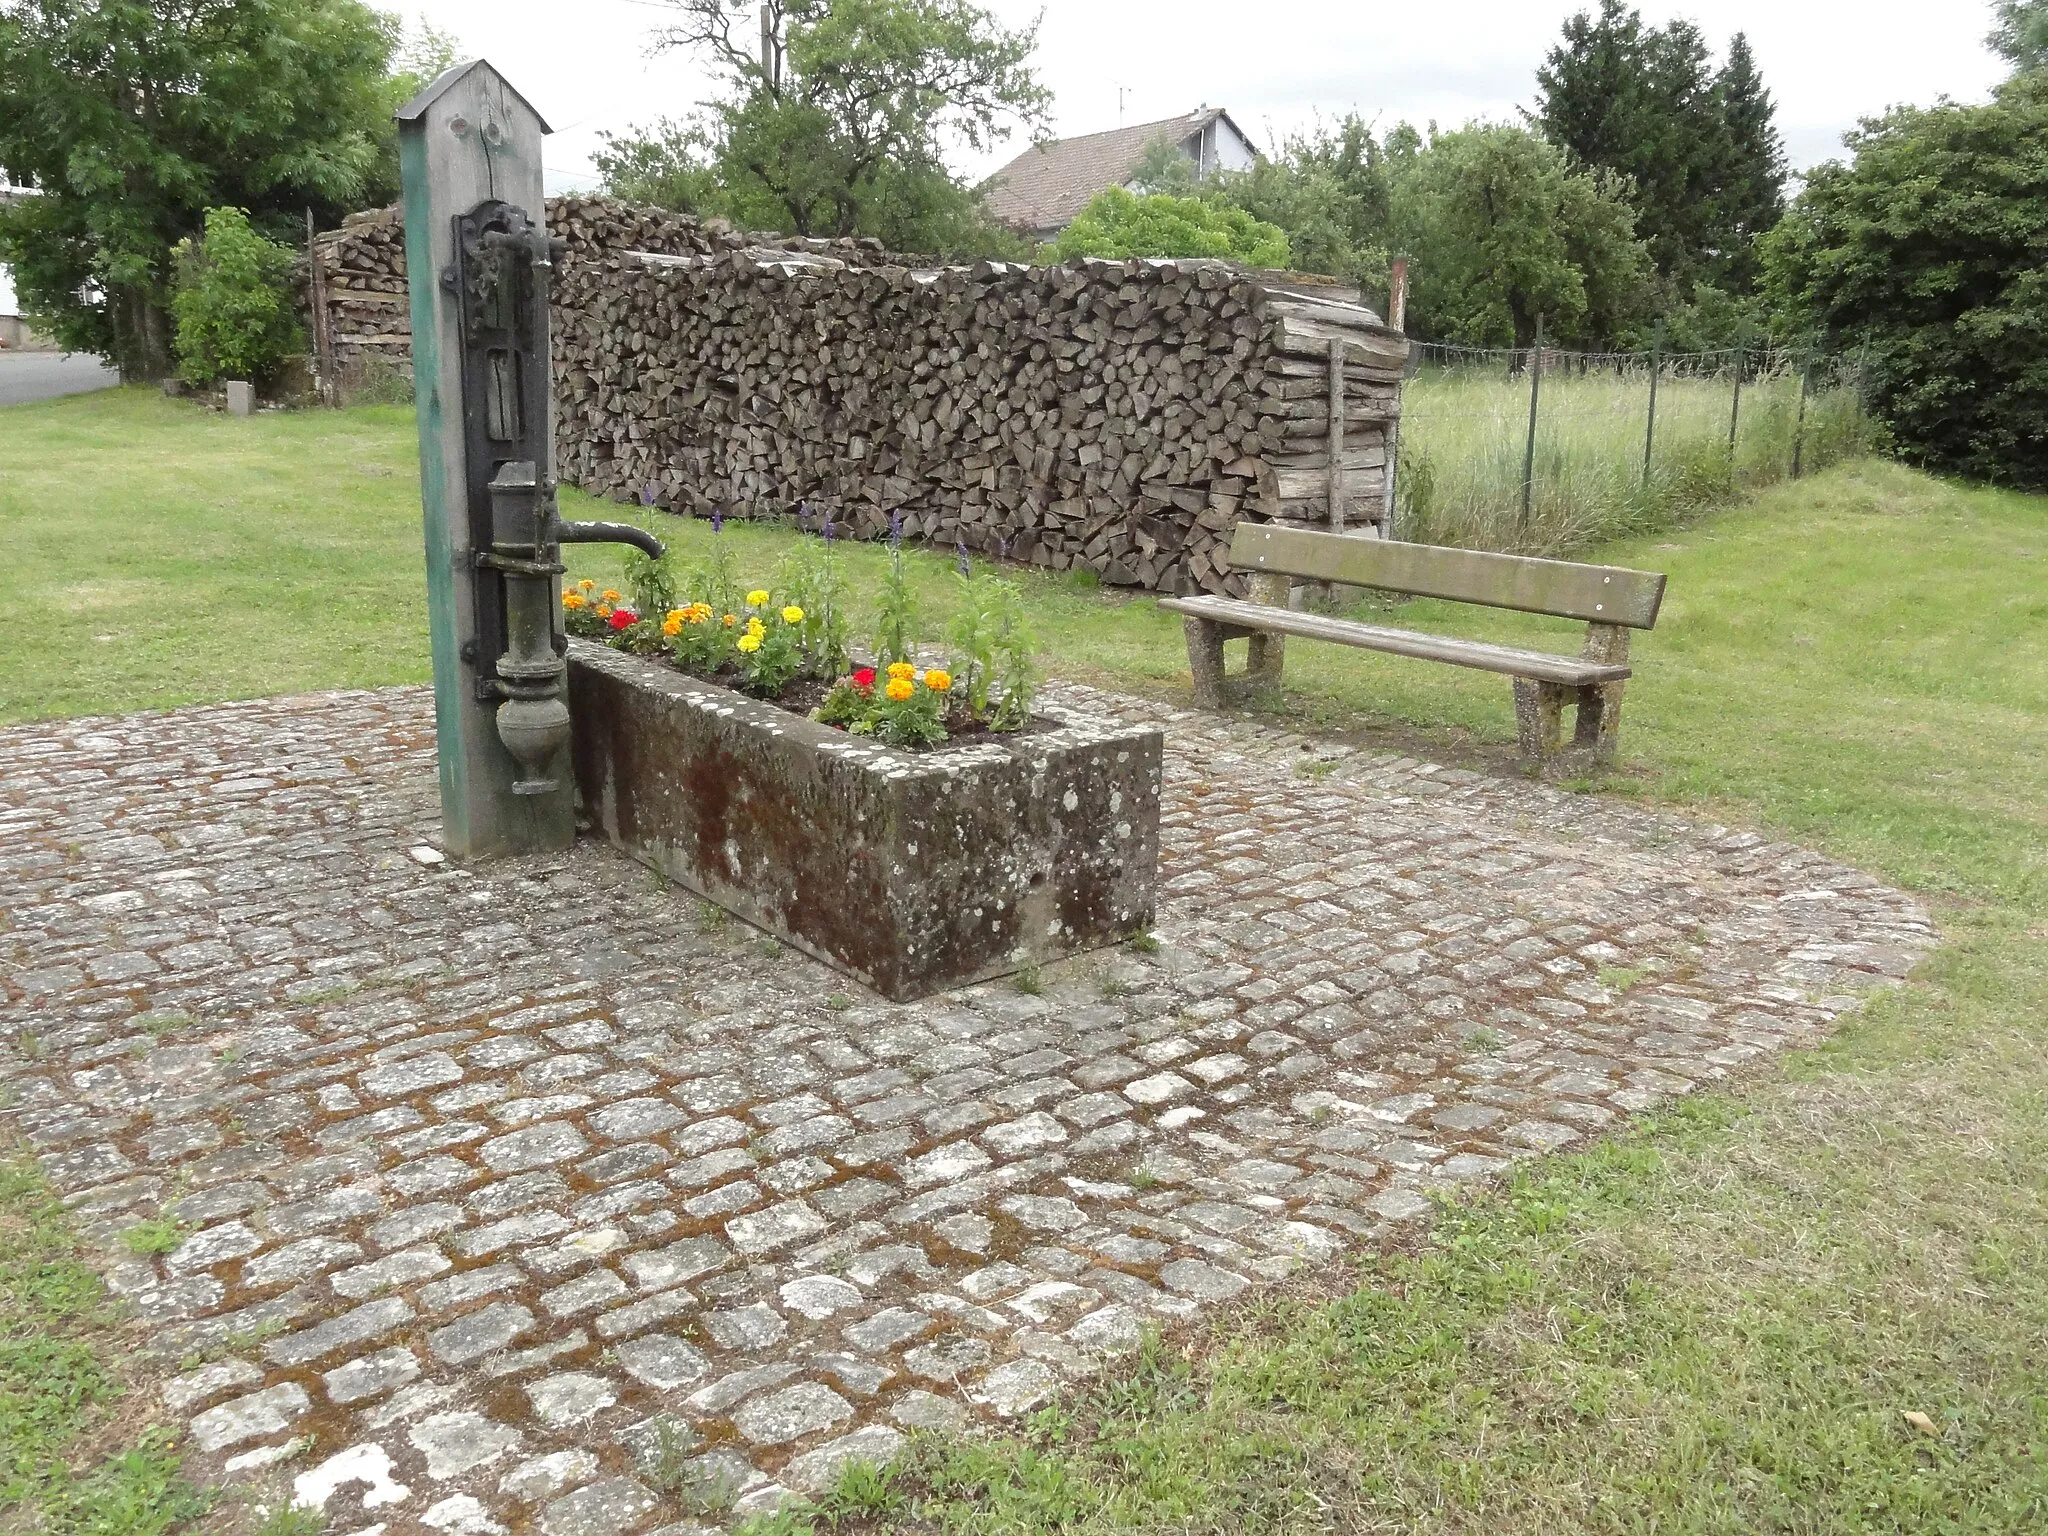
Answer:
(1243, 572, 1289, 701)
(1184, 616, 1227, 709)
(1573, 679, 1625, 762)
(1513, 678, 1568, 763)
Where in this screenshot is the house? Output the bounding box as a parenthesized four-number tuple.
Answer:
(0, 184, 50, 350)
(984, 107, 1259, 242)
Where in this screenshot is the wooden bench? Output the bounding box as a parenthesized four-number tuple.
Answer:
(1160, 523, 1668, 770)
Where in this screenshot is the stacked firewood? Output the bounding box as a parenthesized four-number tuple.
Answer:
(552, 229, 1407, 593)
(302, 207, 410, 377)
(303, 196, 1408, 594)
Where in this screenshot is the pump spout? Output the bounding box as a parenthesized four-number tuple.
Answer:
(556, 519, 666, 560)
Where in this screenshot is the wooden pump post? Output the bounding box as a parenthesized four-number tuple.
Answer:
(397, 60, 574, 860)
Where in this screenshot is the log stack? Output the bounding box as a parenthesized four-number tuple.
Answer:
(303, 195, 1409, 594)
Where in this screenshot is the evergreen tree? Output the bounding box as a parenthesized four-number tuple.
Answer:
(1535, 1, 1783, 298)
(1711, 33, 1786, 292)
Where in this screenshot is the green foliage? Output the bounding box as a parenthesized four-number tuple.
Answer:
(115, 1220, 183, 1257)
(873, 534, 920, 667)
(984, 576, 1035, 730)
(1535, 1, 1786, 295)
(1205, 115, 1392, 290)
(0, 0, 410, 377)
(776, 533, 853, 678)
(169, 206, 302, 386)
(592, 118, 725, 215)
(1761, 71, 2048, 484)
(0, 1161, 208, 1533)
(1990, 1, 2048, 72)
(1049, 186, 1289, 267)
(1390, 124, 1653, 347)
(623, 547, 682, 619)
(631, 0, 1048, 254)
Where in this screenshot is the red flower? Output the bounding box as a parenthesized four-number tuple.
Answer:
(851, 667, 877, 692)
(609, 608, 638, 631)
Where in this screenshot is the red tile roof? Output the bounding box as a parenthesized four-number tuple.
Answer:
(983, 110, 1227, 235)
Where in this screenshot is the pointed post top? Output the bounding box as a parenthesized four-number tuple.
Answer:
(396, 57, 552, 134)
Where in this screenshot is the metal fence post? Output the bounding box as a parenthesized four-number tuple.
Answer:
(1520, 314, 1544, 534)
(1642, 324, 1661, 490)
(1727, 332, 1746, 482)
(1791, 346, 1813, 479)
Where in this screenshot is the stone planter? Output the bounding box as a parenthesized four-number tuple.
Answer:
(567, 641, 1164, 1001)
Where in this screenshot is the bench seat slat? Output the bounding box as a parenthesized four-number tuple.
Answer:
(1160, 595, 1631, 687)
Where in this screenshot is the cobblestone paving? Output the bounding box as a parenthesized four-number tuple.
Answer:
(1, 685, 1934, 1534)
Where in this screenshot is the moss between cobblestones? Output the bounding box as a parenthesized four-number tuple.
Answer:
(0, 1154, 209, 1534)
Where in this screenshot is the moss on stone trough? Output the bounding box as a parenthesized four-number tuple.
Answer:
(567, 641, 1163, 1001)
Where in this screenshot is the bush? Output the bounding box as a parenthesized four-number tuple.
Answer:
(1048, 187, 1290, 267)
(1762, 72, 2048, 484)
(170, 207, 302, 387)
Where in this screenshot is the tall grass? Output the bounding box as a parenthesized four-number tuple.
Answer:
(1394, 358, 1875, 555)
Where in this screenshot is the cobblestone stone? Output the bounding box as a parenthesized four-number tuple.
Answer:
(0, 685, 1932, 1528)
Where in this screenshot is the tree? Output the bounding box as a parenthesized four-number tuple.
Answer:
(171, 205, 301, 384)
(640, 0, 1048, 251)
(592, 119, 724, 215)
(1535, 1, 1784, 295)
(0, 0, 410, 379)
(1203, 115, 1392, 290)
(1389, 124, 1651, 347)
(1712, 33, 1786, 293)
(1762, 72, 2048, 484)
(1990, 1, 2048, 71)
(1047, 187, 1289, 267)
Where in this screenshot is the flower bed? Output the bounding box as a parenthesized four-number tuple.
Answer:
(564, 520, 1163, 1000)
(562, 512, 1036, 749)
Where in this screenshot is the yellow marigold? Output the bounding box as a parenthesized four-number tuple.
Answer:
(746, 617, 766, 635)
(922, 668, 953, 692)
(745, 589, 770, 607)
(736, 632, 763, 653)
(781, 605, 804, 625)
(562, 592, 587, 610)
(601, 589, 622, 603)
(690, 602, 714, 620)
(578, 579, 595, 592)
(885, 677, 915, 702)
(886, 661, 916, 681)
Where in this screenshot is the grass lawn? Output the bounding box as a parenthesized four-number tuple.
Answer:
(4, 386, 2047, 1531)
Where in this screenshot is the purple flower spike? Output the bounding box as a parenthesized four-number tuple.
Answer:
(889, 509, 903, 550)
(638, 483, 657, 508)
(711, 507, 725, 534)
(956, 538, 972, 578)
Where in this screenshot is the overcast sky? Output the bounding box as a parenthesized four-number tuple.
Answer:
(389, 0, 2012, 197)
(0, 1, 2019, 316)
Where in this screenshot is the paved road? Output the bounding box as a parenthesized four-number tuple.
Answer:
(0, 350, 121, 406)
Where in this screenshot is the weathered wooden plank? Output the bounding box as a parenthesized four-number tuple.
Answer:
(1160, 595, 1633, 685)
(1226, 524, 1667, 628)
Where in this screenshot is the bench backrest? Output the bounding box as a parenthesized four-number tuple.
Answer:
(1228, 523, 1667, 629)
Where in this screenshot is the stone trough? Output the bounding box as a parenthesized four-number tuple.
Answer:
(567, 641, 1164, 1000)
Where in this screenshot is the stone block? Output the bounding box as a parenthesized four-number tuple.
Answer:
(568, 642, 1162, 1001)
(225, 380, 255, 417)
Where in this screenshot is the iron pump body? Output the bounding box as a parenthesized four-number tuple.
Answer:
(448, 198, 663, 794)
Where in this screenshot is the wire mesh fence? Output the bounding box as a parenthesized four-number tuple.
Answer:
(1392, 337, 1873, 555)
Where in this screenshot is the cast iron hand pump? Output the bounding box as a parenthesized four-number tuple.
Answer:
(448, 199, 664, 794)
